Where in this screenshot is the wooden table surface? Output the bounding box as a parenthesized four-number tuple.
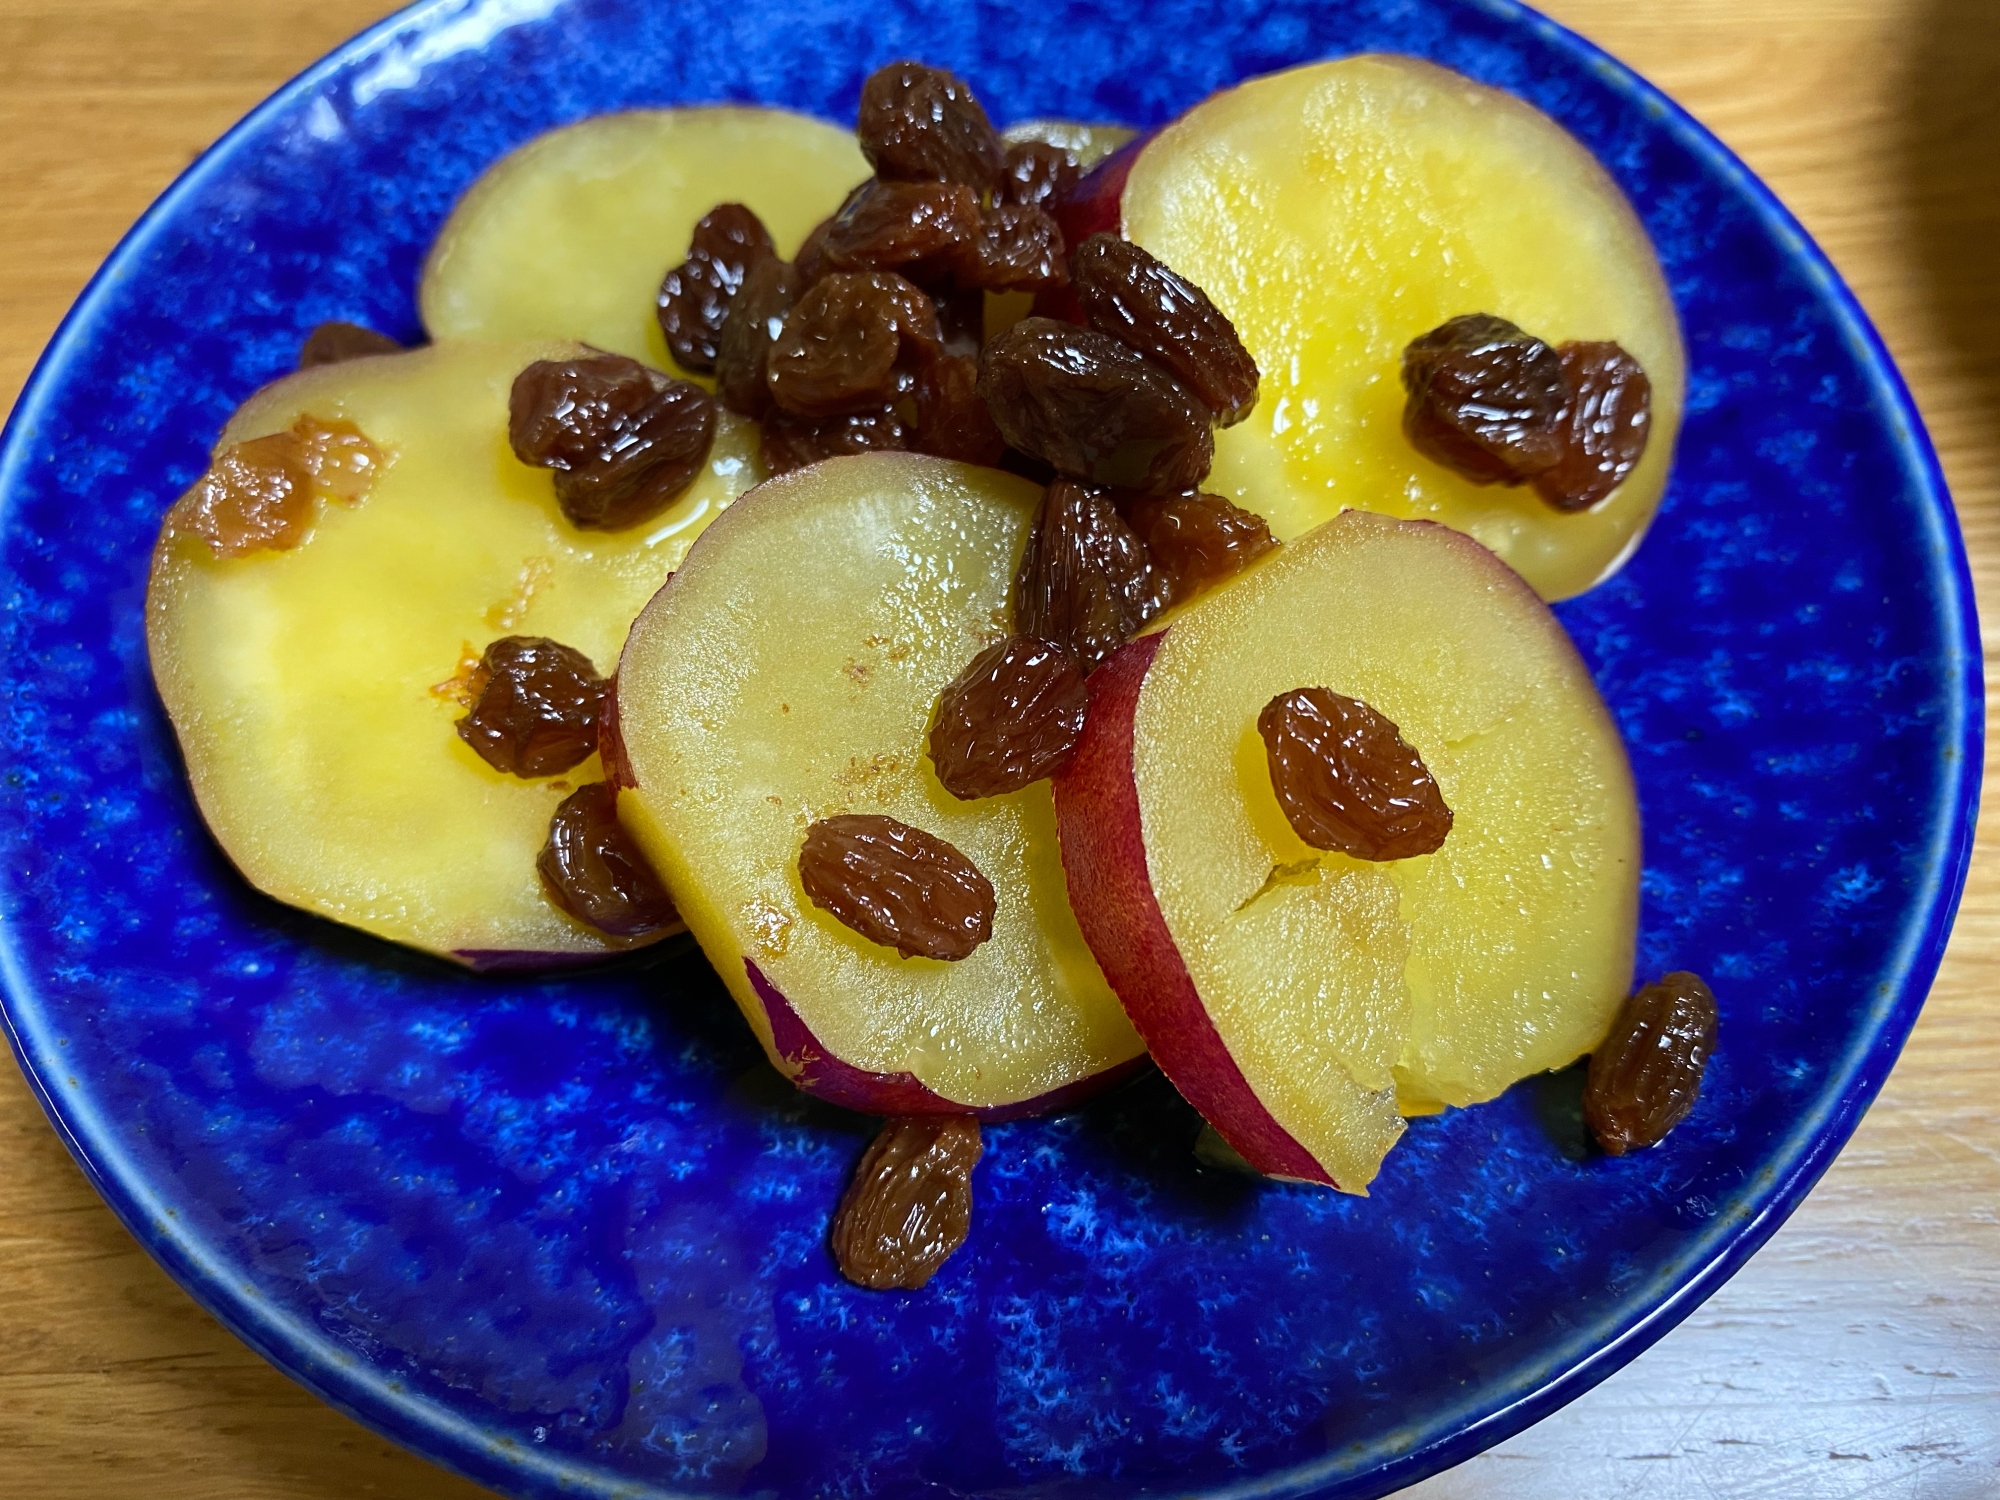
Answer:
(1, 1, 1995, 1495)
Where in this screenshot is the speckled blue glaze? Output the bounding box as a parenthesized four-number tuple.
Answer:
(0, 0, 1977, 1495)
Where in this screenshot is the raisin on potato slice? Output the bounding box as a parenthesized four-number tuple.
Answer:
(657, 203, 776, 374)
(1584, 972, 1717, 1155)
(766, 272, 941, 419)
(830, 1115, 983, 1290)
(1533, 341, 1653, 513)
(761, 407, 909, 476)
(798, 813, 995, 961)
(509, 353, 717, 530)
(1121, 490, 1277, 606)
(1258, 687, 1453, 861)
(456, 635, 607, 779)
(929, 635, 1089, 799)
(1012, 478, 1168, 672)
(538, 782, 679, 938)
(1401, 313, 1567, 485)
(715, 255, 804, 419)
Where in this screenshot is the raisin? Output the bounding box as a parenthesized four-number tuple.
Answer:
(933, 286, 986, 361)
(856, 61, 1006, 194)
(793, 182, 871, 289)
(1013, 479, 1167, 671)
(715, 255, 803, 418)
(1123, 490, 1277, 605)
(537, 782, 679, 937)
(998, 140, 1080, 211)
(1585, 972, 1718, 1155)
(761, 407, 908, 476)
(798, 813, 994, 961)
(929, 636, 1088, 799)
(298, 320, 401, 368)
(657, 203, 775, 374)
(1534, 341, 1653, 513)
(1257, 687, 1452, 860)
(912, 354, 1006, 466)
(456, 635, 607, 778)
(766, 272, 941, 418)
(1071, 235, 1259, 426)
(978, 318, 1214, 493)
(820, 179, 983, 286)
(170, 432, 315, 557)
(509, 354, 716, 530)
(1402, 314, 1567, 484)
(965, 204, 1068, 294)
(290, 414, 388, 504)
(831, 1115, 982, 1290)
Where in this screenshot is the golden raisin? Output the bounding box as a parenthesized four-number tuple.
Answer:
(1401, 314, 1567, 484)
(456, 636, 607, 778)
(1122, 490, 1277, 606)
(1013, 478, 1167, 671)
(1534, 341, 1653, 513)
(537, 782, 679, 938)
(929, 636, 1088, 799)
(1585, 972, 1718, 1155)
(1257, 687, 1452, 860)
(170, 432, 316, 557)
(830, 1115, 983, 1290)
(290, 415, 387, 504)
(798, 813, 994, 961)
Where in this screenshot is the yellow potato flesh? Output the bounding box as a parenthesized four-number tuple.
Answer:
(147, 340, 762, 961)
(421, 107, 869, 372)
(616, 454, 1142, 1109)
(1134, 512, 1638, 1187)
(1121, 55, 1685, 601)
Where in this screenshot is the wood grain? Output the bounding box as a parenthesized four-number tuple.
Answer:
(0, 2, 1995, 1495)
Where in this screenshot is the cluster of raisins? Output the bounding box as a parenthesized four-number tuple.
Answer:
(452, 635, 678, 940)
(1402, 313, 1652, 512)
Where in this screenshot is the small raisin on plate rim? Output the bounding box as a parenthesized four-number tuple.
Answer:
(830, 1114, 984, 1290)
(1584, 971, 1718, 1155)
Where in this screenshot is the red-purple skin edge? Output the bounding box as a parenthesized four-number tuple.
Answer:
(1035, 133, 1155, 325)
(745, 958, 1149, 1120)
(1051, 630, 1338, 1186)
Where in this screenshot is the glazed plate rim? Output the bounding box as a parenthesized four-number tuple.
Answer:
(0, 0, 1981, 1496)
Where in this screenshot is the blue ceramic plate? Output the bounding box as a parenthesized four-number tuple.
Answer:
(0, 1, 1978, 1496)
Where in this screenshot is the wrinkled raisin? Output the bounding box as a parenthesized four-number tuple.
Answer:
(298, 320, 401, 368)
(1534, 341, 1653, 513)
(1123, 490, 1277, 605)
(831, 1115, 982, 1290)
(456, 635, 607, 778)
(930, 636, 1088, 799)
(715, 255, 803, 418)
(1071, 235, 1258, 426)
(657, 203, 775, 373)
(978, 318, 1214, 493)
(1585, 972, 1717, 1155)
(820, 179, 983, 285)
(794, 182, 871, 289)
(912, 355, 1005, 466)
(1258, 687, 1452, 860)
(761, 407, 908, 476)
(509, 354, 716, 530)
(965, 204, 1068, 294)
(856, 62, 1006, 194)
(1013, 479, 1167, 671)
(998, 140, 1080, 210)
(537, 782, 679, 937)
(798, 813, 994, 961)
(1402, 314, 1567, 484)
(170, 432, 316, 557)
(766, 272, 941, 418)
